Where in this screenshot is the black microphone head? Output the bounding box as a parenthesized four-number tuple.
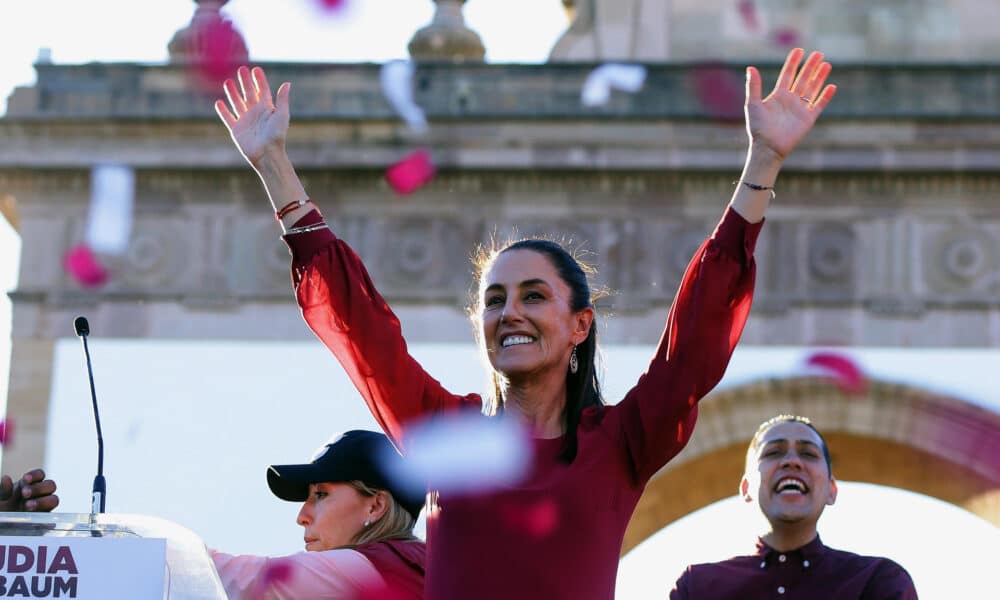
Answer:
(74, 316, 90, 337)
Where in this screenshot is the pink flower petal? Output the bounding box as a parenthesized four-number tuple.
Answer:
(385, 149, 436, 195)
(804, 351, 867, 395)
(249, 559, 296, 600)
(498, 498, 559, 538)
(771, 27, 801, 48)
(689, 64, 745, 121)
(737, 0, 759, 31)
(187, 18, 249, 93)
(315, 0, 348, 11)
(63, 244, 109, 288)
(0, 418, 14, 446)
(261, 559, 294, 585)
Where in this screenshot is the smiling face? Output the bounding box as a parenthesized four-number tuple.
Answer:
(480, 249, 592, 381)
(296, 482, 374, 551)
(742, 421, 838, 529)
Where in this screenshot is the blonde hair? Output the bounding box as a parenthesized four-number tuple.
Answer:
(346, 480, 418, 547)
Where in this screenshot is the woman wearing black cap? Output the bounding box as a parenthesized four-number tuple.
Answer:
(210, 430, 425, 599)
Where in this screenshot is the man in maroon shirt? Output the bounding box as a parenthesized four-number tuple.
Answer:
(670, 415, 918, 599)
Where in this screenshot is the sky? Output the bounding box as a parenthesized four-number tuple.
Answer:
(1, 1, 998, 598)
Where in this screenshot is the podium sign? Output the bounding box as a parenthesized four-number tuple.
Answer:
(0, 513, 226, 600)
(0, 536, 165, 599)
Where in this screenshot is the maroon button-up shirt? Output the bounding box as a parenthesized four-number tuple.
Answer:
(670, 535, 917, 599)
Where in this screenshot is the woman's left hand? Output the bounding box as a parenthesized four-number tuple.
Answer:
(745, 48, 837, 163)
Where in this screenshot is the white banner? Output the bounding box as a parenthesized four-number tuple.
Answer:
(0, 537, 165, 599)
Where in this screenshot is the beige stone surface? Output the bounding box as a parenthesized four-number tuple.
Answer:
(1, 48, 999, 531)
(553, 0, 1000, 62)
(2, 338, 55, 477)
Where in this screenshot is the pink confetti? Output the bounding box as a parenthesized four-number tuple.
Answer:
(737, 0, 759, 30)
(0, 418, 14, 446)
(385, 149, 436, 195)
(689, 65, 745, 121)
(804, 351, 867, 395)
(499, 498, 559, 538)
(188, 18, 248, 93)
(262, 560, 294, 585)
(771, 27, 801, 48)
(63, 244, 109, 288)
(316, 0, 348, 11)
(249, 559, 295, 600)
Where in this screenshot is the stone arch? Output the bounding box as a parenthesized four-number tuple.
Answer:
(622, 376, 1000, 556)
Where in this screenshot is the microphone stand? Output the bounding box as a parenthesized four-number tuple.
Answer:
(75, 317, 106, 515)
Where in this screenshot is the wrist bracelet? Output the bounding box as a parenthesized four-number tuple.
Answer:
(284, 222, 328, 236)
(275, 198, 312, 221)
(736, 180, 777, 200)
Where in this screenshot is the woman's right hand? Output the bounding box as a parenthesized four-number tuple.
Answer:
(215, 66, 291, 169)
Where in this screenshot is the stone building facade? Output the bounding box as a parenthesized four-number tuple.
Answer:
(1, 0, 998, 546)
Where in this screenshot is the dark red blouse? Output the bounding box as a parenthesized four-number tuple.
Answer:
(283, 207, 762, 599)
(670, 535, 918, 600)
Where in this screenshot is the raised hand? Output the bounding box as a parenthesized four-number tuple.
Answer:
(215, 66, 291, 169)
(745, 48, 837, 162)
(0, 469, 59, 512)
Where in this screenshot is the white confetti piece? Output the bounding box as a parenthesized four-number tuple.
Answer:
(380, 59, 429, 135)
(581, 63, 647, 107)
(85, 164, 135, 256)
(380, 411, 532, 496)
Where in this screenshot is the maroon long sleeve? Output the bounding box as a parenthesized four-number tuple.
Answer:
(283, 207, 762, 599)
(670, 536, 918, 600)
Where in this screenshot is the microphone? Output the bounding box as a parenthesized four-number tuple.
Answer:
(74, 316, 106, 514)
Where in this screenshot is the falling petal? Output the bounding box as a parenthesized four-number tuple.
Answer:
(581, 63, 647, 107)
(86, 165, 135, 256)
(380, 59, 429, 135)
(315, 0, 349, 13)
(63, 244, 109, 289)
(498, 498, 559, 538)
(261, 559, 294, 586)
(0, 419, 14, 446)
(385, 149, 436, 195)
(771, 27, 801, 48)
(186, 17, 249, 93)
(246, 558, 297, 600)
(689, 64, 745, 121)
(804, 350, 867, 395)
(379, 410, 532, 497)
(737, 0, 760, 31)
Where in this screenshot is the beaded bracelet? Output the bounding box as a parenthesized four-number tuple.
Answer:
(275, 198, 312, 221)
(736, 180, 777, 200)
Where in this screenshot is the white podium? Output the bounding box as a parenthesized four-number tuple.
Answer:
(0, 512, 226, 599)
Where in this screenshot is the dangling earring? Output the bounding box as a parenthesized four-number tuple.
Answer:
(569, 346, 579, 374)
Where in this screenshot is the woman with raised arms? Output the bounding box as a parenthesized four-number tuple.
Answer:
(214, 47, 836, 599)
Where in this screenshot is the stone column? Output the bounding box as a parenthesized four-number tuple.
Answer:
(1, 337, 56, 477)
(550, 0, 671, 62)
(408, 0, 486, 63)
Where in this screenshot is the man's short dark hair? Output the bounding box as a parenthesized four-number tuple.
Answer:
(746, 415, 833, 476)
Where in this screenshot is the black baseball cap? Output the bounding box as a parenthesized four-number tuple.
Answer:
(266, 430, 424, 520)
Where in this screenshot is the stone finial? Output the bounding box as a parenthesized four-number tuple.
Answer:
(408, 0, 485, 63)
(168, 0, 248, 64)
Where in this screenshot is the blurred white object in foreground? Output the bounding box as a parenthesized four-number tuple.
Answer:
(380, 410, 532, 496)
